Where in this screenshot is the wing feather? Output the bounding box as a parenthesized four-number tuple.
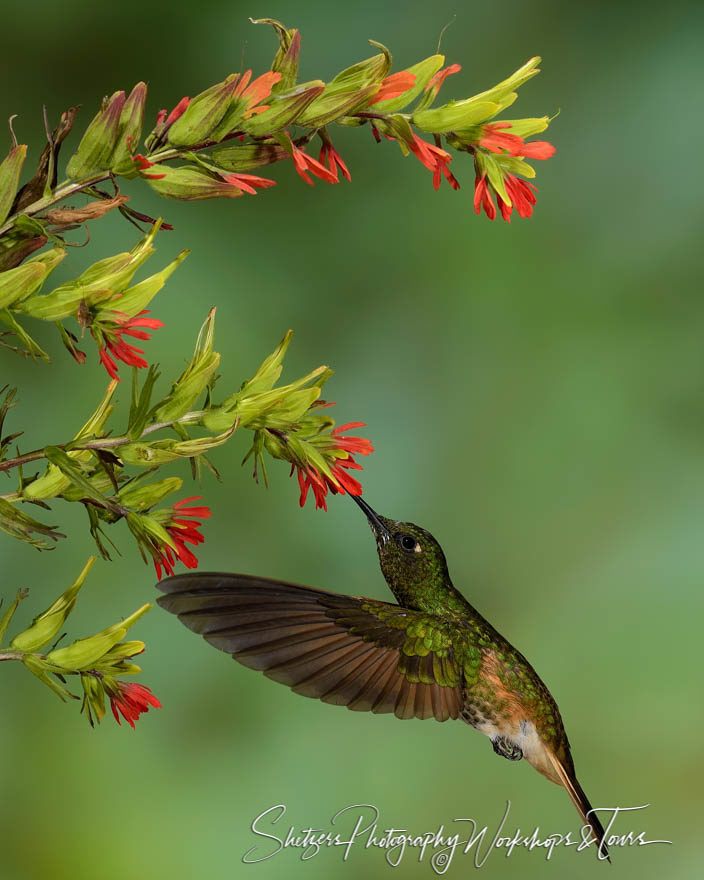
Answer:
(157, 572, 463, 723)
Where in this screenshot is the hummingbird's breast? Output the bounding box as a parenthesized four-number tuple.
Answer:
(458, 643, 568, 783)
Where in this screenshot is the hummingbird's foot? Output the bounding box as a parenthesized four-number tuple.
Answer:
(492, 735, 523, 762)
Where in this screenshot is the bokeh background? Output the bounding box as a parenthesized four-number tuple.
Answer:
(2, 0, 702, 877)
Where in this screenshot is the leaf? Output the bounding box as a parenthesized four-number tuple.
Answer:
(152, 309, 219, 422)
(66, 91, 126, 179)
(241, 82, 325, 137)
(0, 384, 19, 460)
(0, 588, 29, 646)
(412, 99, 500, 133)
(12, 107, 79, 212)
(370, 54, 445, 114)
(128, 364, 161, 440)
(252, 18, 301, 93)
(10, 557, 95, 652)
(0, 145, 27, 226)
(0, 310, 49, 361)
(43, 446, 115, 511)
(0, 497, 64, 548)
(23, 654, 77, 702)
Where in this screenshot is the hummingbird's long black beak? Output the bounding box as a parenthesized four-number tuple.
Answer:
(350, 494, 391, 542)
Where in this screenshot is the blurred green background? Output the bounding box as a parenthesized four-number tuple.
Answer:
(1, 0, 702, 877)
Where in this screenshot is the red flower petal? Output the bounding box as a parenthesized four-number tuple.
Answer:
(518, 140, 556, 159)
(370, 71, 416, 104)
(221, 171, 276, 195)
(291, 143, 338, 186)
(318, 143, 351, 183)
(109, 681, 161, 729)
(426, 63, 462, 93)
(473, 173, 497, 220)
(165, 96, 190, 127)
(99, 347, 119, 381)
(478, 123, 525, 156)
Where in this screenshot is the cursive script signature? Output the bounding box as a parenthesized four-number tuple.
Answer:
(242, 801, 671, 872)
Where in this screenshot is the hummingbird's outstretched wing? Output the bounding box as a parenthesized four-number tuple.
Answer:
(156, 572, 463, 722)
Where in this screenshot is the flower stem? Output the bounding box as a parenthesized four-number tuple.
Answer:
(0, 651, 25, 661)
(0, 409, 206, 474)
(0, 141, 215, 237)
(0, 173, 112, 237)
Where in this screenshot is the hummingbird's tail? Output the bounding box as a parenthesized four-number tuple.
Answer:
(547, 751, 610, 863)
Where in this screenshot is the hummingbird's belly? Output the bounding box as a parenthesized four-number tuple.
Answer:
(463, 709, 544, 764)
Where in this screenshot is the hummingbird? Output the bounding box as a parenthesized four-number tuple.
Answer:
(156, 495, 608, 860)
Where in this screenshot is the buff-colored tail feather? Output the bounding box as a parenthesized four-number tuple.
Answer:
(547, 751, 610, 863)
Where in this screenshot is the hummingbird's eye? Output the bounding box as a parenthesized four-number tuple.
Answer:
(399, 534, 418, 552)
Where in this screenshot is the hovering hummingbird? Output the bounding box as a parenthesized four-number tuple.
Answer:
(156, 495, 608, 859)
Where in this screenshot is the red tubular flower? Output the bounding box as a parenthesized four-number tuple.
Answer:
(153, 497, 211, 580)
(297, 465, 329, 510)
(318, 142, 351, 182)
(408, 134, 459, 190)
(296, 459, 365, 512)
(425, 63, 462, 94)
(233, 70, 282, 116)
(330, 422, 374, 456)
(497, 174, 538, 222)
(473, 173, 497, 220)
(221, 171, 276, 194)
(518, 140, 556, 159)
(132, 153, 166, 180)
(164, 96, 190, 127)
(370, 71, 416, 104)
(479, 124, 556, 161)
(108, 681, 161, 729)
(290, 142, 338, 186)
(96, 310, 164, 381)
(474, 172, 538, 222)
(68, 345, 86, 365)
(293, 423, 374, 511)
(479, 123, 524, 156)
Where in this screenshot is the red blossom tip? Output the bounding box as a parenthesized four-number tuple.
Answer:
(473, 173, 497, 220)
(234, 70, 282, 116)
(165, 96, 190, 127)
(519, 140, 556, 159)
(408, 134, 457, 189)
(371, 71, 416, 103)
(498, 174, 538, 221)
(153, 497, 210, 580)
(291, 142, 338, 186)
(292, 422, 373, 510)
(479, 123, 524, 156)
(221, 171, 276, 194)
(318, 143, 351, 183)
(426, 63, 462, 93)
(109, 681, 161, 729)
(95, 310, 163, 381)
(132, 153, 167, 180)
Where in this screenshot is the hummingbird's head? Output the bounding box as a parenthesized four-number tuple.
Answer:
(350, 495, 450, 593)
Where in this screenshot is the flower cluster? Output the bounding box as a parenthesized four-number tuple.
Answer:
(125, 493, 212, 580)
(470, 122, 555, 221)
(408, 134, 459, 191)
(290, 140, 339, 186)
(106, 679, 162, 728)
(0, 560, 160, 729)
(152, 497, 211, 580)
(0, 20, 557, 375)
(94, 309, 163, 380)
(0, 17, 561, 730)
(291, 420, 374, 511)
